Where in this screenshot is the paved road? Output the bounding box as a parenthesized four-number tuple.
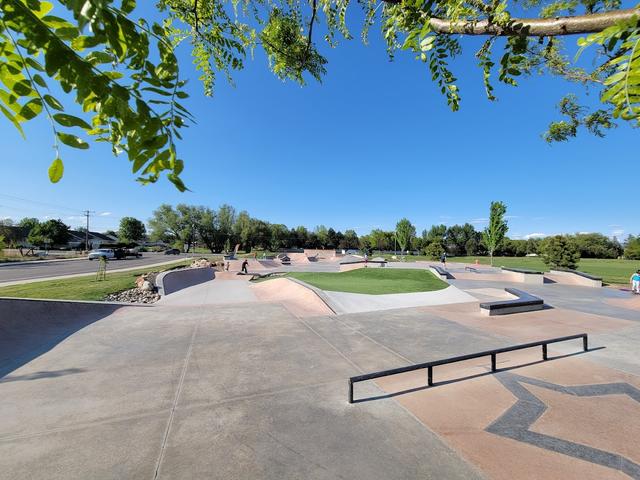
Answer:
(0, 252, 188, 283)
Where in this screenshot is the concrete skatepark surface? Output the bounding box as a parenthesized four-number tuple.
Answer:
(1, 260, 640, 479)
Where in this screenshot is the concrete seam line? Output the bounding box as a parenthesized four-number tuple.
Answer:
(329, 315, 414, 365)
(0, 409, 169, 443)
(295, 316, 364, 375)
(177, 380, 344, 414)
(153, 272, 209, 480)
(153, 319, 199, 479)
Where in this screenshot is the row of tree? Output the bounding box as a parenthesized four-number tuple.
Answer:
(1, 202, 638, 261)
(147, 204, 360, 253)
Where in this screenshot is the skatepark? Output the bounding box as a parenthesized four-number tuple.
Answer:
(1, 253, 639, 479)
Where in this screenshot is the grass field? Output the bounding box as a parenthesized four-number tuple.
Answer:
(287, 268, 449, 295)
(378, 254, 638, 284)
(0, 260, 191, 301)
(438, 256, 637, 285)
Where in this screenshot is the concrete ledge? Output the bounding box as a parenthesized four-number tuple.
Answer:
(549, 269, 603, 288)
(480, 288, 544, 316)
(339, 260, 387, 272)
(429, 265, 453, 280)
(501, 267, 544, 285)
(156, 267, 214, 296)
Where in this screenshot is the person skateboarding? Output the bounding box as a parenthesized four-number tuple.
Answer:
(241, 259, 249, 274)
(631, 270, 640, 294)
(440, 252, 447, 269)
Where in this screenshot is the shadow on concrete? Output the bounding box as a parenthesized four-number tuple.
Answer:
(0, 367, 86, 383)
(353, 347, 605, 403)
(0, 298, 124, 378)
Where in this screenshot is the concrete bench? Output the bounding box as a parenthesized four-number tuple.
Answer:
(548, 269, 602, 288)
(501, 266, 544, 284)
(429, 265, 452, 280)
(480, 288, 544, 316)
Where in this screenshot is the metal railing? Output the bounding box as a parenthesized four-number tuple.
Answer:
(348, 333, 588, 403)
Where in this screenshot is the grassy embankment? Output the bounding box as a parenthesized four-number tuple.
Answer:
(286, 268, 448, 295)
(0, 259, 191, 301)
(378, 254, 638, 285)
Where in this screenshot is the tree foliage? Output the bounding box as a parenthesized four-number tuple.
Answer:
(540, 234, 581, 268)
(482, 201, 508, 265)
(3, 0, 639, 186)
(395, 217, 416, 253)
(624, 235, 640, 260)
(118, 216, 146, 242)
(27, 218, 70, 246)
(1, 0, 191, 189)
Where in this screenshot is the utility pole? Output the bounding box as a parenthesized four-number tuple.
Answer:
(84, 210, 90, 252)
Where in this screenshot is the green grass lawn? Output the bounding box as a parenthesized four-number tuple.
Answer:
(0, 260, 191, 301)
(442, 256, 639, 285)
(287, 268, 449, 295)
(375, 254, 638, 285)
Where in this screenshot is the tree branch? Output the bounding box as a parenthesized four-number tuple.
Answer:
(386, 6, 639, 36)
(305, 0, 318, 57)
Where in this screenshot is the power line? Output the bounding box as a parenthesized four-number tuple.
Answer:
(0, 193, 81, 214)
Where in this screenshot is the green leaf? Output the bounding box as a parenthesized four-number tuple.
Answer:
(57, 132, 89, 149)
(0, 104, 25, 138)
(121, 0, 136, 14)
(53, 113, 92, 129)
(33, 74, 48, 88)
(48, 157, 64, 183)
(43, 94, 64, 111)
(18, 98, 43, 121)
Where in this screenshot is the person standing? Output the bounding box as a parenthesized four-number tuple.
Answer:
(241, 259, 249, 274)
(440, 252, 447, 269)
(631, 269, 640, 294)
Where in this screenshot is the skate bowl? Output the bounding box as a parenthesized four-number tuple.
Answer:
(0, 297, 132, 378)
(156, 266, 214, 296)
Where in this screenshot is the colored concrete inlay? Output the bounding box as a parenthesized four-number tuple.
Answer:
(373, 354, 640, 479)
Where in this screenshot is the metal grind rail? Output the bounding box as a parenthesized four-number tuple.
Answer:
(348, 333, 588, 403)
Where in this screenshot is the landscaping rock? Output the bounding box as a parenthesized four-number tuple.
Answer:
(191, 258, 211, 269)
(105, 288, 160, 304)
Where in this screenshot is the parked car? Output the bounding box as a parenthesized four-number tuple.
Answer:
(126, 247, 142, 257)
(164, 248, 181, 255)
(88, 249, 115, 260)
(113, 247, 142, 259)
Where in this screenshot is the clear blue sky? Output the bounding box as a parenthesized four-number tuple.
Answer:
(1, 5, 637, 240)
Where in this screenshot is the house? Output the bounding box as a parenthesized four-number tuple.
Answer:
(67, 231, 119, 250)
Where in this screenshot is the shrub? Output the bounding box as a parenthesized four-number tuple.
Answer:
(624, 235, 640, 260)
(541, 235, 580, 269)
(424, 242, 445, 260)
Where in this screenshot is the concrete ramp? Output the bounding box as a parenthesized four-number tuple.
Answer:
(252, 278, 334, 317)
(0, 298, 127, 378)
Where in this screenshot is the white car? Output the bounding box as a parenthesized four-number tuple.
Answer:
(88, 249, 115, 260)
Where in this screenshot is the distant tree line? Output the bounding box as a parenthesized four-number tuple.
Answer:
(0, 207, 637, 261)
(148, 204, 360, 253)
